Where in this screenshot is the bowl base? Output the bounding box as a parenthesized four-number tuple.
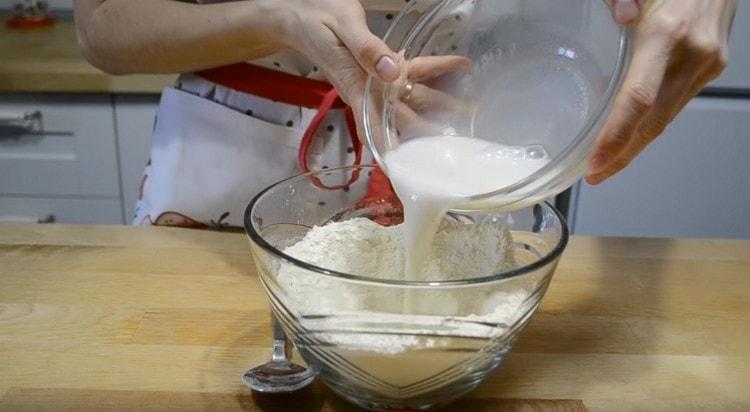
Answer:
(328, 382, 481, 411)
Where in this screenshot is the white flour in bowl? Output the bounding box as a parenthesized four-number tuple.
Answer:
(282, 217, 516, 281)
(277, 218, 532, 355)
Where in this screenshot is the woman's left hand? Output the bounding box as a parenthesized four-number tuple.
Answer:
(587, 0, 737, 185)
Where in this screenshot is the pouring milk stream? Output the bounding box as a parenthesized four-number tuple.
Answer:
(383, 135, 549, 281)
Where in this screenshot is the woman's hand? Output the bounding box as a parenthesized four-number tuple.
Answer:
(362, 54, 475, 147)
(273, 0, 474, 141)
(587, 0, 737, 185)
(272, 0, 400, 109)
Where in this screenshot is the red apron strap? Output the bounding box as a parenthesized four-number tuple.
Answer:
(195, 63, 336, 109)
(344, 107, 364, 165)
(299, 89, 363, 190)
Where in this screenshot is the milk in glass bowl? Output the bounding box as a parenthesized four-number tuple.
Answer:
(364, 0, 631, 213)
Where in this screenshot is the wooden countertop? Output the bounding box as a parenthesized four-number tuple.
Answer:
(0, 18, 176, 94)
(0, 224, 748, 411)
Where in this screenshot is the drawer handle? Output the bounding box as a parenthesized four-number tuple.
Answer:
(0, 110, 41, 126)
(0, 110, 73, 138)
(0, 214, 56, 224)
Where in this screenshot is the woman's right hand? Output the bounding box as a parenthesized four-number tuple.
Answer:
(269, 0, 473, 143)
(270, 0, 401, 108)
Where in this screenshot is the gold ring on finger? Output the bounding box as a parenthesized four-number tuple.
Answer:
(403, 82, 414, 103)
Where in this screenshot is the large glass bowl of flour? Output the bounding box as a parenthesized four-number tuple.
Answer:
(244, 166, 568, 411)
(364, 0, 630, 212)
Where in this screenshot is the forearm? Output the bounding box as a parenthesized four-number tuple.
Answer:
(75, 0, 284, 74)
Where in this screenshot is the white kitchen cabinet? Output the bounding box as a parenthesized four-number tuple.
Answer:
(572, 97, 750, 239)
(0, 92, 160, 225)
(114, 95, 159, 223)
(0, 94, 159, 224)
(0, 94, 120, 197)
(0, 93, 124, 224)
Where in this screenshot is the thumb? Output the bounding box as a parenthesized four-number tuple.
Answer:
(333, 12, 400, 82)
(610, 0, 644, 27)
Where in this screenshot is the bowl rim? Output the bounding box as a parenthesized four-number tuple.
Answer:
(244, 165, 569, 287)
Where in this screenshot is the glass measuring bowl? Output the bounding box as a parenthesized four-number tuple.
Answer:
(364, 0, 631, 212)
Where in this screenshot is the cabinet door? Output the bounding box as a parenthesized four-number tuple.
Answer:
(0, 94, 120, 197)
(573, 97, 750, 239)
(114, 95, 159, 222)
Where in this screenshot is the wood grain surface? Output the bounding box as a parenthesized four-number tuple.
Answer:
(0, 224, 748, 411)
(0, 20, 175, 93)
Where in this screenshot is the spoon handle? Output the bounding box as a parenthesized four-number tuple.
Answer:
(271, 314, 291, 362)
(242, 312, 315, 393)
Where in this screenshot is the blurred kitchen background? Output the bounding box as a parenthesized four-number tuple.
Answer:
(1, 1, 749, 239)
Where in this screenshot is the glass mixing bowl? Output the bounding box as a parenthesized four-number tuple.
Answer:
(244, 166, 568, 410)
(364, 0, 630, 212)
